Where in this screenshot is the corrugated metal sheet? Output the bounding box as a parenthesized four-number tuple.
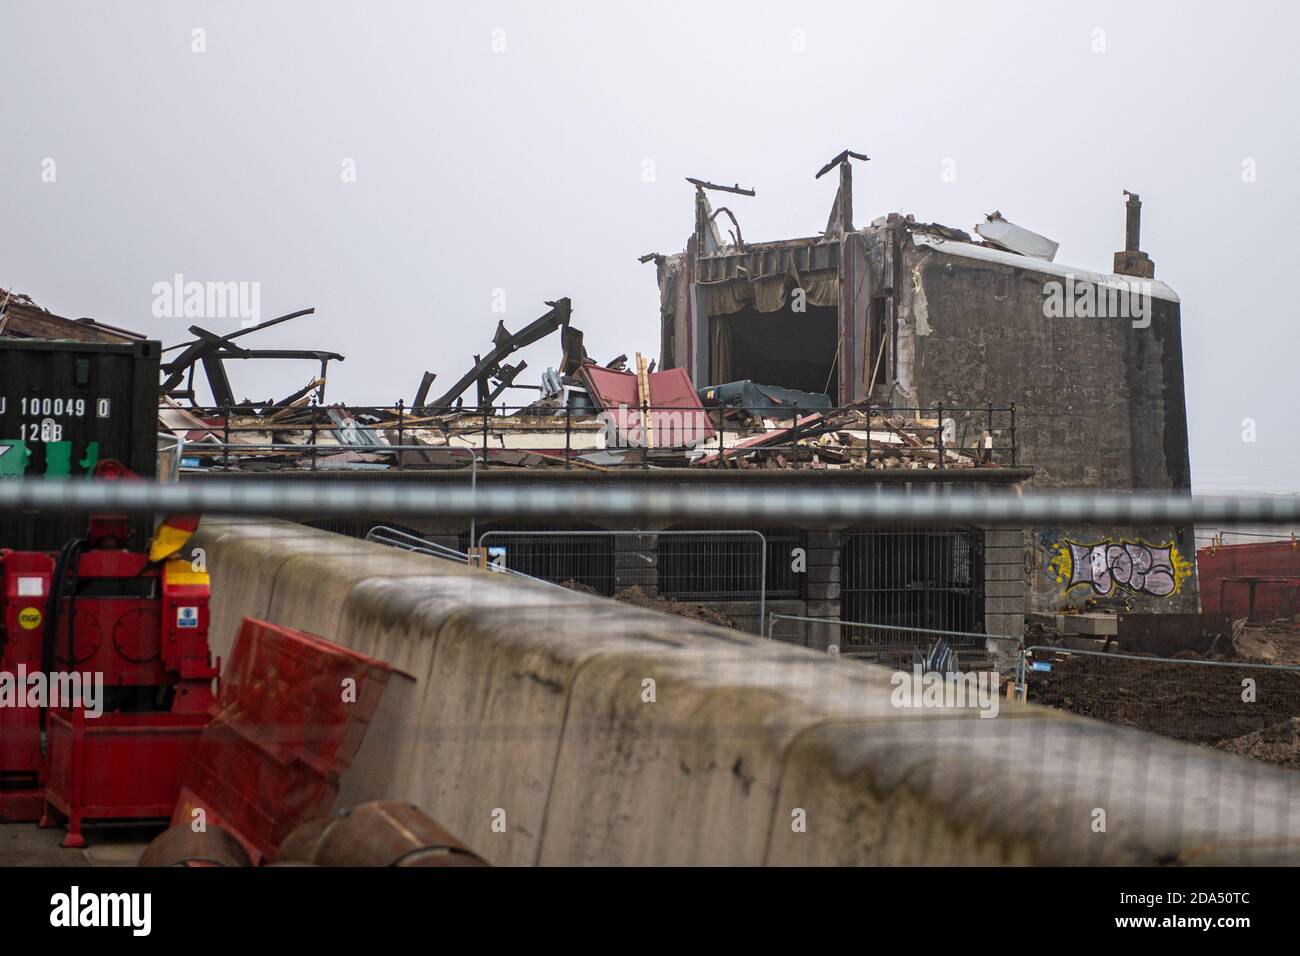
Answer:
(580, 365, 715, 448)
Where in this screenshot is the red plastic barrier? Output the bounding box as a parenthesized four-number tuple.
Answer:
(173, 618, 400, 863)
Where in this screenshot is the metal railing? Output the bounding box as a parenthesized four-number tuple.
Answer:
(768, 614, 1018, 671)
(168, 401, 1020, 471)
(156, 432, 185, 483)
(365, 525, 468, 563)
(1196, 528, 1300, 547)
(364, 524, 571, 593)
(477, 529, 766, 631)
(1019, 644, 1300, 746)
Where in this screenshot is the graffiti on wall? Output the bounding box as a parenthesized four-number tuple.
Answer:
(1048, 538, 1192, 598)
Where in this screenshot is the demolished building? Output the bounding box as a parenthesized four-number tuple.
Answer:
(3, 158, 1201, 646)
(0, 288, 144, 344)
(647, 155, 1196, 620)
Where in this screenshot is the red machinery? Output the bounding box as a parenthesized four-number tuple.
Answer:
(0, 461, 216, 846)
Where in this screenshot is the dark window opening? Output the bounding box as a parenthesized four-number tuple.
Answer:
(711, 305, 838, 397)
(841, 527, 984, 634)
(867, 296, 889, 398)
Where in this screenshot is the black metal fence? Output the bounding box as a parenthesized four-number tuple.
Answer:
(474, 529, 767, 630)
(167, 401, 1019, 472)
(840, 527, 985, 634)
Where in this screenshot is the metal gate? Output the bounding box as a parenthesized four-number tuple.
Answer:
(476, 529, 766, 631)
(840, 527, 984, 633)
(473, 527, 618, 595)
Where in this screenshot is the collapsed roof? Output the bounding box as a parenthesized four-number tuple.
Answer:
(0, 288, 144, 343)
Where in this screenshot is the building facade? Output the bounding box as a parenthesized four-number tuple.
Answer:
(650, 169, 1196, 616)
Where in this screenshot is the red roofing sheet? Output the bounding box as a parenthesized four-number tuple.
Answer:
(580, 365, 715, 447)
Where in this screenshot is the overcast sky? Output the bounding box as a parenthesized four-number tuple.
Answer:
(1, 1, 1296, 494)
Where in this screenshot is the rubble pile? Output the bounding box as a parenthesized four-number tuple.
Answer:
(161, 398, 1002, 473)
(697, 403, 996, 471)
(1215, 718, 1300, 769)
(152, 295, 1008, 474)
(560, 581, 738, 629)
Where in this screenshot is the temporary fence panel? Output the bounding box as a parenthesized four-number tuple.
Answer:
(477, 529, 766, 632)
(365, 524, 571, 593)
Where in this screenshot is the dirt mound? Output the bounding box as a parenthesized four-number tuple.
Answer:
(558, 580, 738, 630)
(1025, 652, 1300, 746)
(1215, 718, 1300, 769)
(613, 585, 738, 629)
(1233, 621, 1300, 666)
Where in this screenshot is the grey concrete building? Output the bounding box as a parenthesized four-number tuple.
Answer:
(649, 162, 1196, 617)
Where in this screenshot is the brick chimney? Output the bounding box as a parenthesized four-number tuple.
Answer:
(1113, 190, 1155, 278)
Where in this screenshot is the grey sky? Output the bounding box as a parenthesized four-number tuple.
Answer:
(1, 0, 1295, 494)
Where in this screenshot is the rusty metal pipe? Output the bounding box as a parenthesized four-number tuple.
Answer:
(275, 801, 489, 867)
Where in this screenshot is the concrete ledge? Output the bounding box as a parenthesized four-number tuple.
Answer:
(190, 517, 1300, 866)
(768, 716, 1300, 865)
(420, 604, 719, 864)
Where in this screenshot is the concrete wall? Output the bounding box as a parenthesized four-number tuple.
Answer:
(900, 239, 1197, 614)
(652, 221, 1198, 617)
(191, 516, 1300, 866)
(1030, 523, 1199, 616)
(981, 526, 1026, 637)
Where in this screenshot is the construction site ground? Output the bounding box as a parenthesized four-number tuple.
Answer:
(1, 823, 151, 866)
(1025, 622, 1300, 768)
(590, 582, 1300, 771)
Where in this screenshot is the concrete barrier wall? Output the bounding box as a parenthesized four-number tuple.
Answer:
(193, 517, 1300, 866)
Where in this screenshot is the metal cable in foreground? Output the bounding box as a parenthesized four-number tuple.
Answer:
(4, 479, 1300, 525)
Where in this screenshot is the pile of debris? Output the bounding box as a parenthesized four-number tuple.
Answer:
(560, 580, 738, 629)
(696, 403, 997, 471)
(1025, 651, 1300, 748)
(0, 287, 144, 343)
(162, 396, 999, 474)
(151, 295, 1006, 474)
(160, 396, 414, 471)
(1215, 717, 1300, 769)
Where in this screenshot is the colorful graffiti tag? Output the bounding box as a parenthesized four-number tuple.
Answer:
(1048, 538, 1192, 597)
